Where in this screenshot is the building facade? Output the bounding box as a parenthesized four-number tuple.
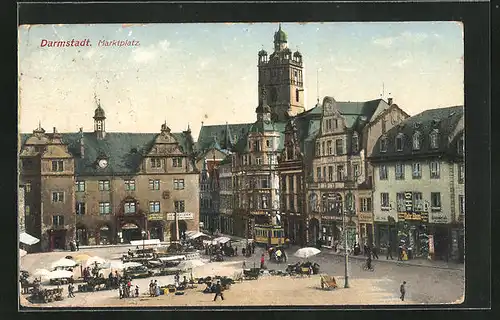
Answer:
(218, 156, 234, 235)
(19, 103, 200, 252)
(306, 96, 409, 250)
(18, 186, 26, 234)
(369, 105, 464, 261)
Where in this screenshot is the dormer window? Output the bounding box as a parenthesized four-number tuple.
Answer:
(380, 136, 388, 153)
(395, 134, 404, 151)
(430, 129, 439, 149)
(412, 132, 421, 150)
(458, 136, 464, 154)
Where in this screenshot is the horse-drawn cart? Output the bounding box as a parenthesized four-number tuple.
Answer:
(243, 268, 260, 280)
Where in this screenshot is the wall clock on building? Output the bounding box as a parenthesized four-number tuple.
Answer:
(98, 159, 108, 169)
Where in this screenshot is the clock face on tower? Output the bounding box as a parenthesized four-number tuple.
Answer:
(98, 159, 108, 169)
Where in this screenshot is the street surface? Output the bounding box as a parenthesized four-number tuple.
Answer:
(19, 241, 464, 307)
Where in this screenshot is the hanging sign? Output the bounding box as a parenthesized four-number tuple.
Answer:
(166, 212, 194, 220)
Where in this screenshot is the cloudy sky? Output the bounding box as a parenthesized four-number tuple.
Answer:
(18, 22, 463, 139)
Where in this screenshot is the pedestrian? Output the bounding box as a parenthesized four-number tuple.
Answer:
(235, 247, 238, 256)
(372, 244, 379, 259)
(213, 280, 224, 301)
(308, 265, 313, 277)
(119, 284, 123, 299)
(397, 244, 403, 261)
(386, 242, 394, 260)
(252, 241, 255, 253)
(242, 260, 246, 269)
(400, 281, 406, 301)
(260, 253, 265, 269)
(149, 280, 154, 297)
(76, 239, 80, 251)
(135, 285, 139, 297)
(242, 247, 246, 257)
(67, 283, 73, 298)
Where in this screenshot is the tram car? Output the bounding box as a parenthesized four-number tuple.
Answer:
(254, 224, 286, 246)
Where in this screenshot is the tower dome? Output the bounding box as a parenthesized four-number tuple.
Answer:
(93, 104, 105, 120)
(258, 49, 268, 56)
(274, 24, 287, 43)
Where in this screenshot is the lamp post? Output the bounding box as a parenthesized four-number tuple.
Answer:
(342, 193, 350, 288)
(141, 230, 146, 253)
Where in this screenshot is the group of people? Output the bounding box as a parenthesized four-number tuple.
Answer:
(69, 239, 80, 252)
(241, 242, 255, 257)
(148, 280, 162, 297)
(119, 279, 138, 298)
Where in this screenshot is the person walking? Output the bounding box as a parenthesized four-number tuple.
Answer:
(372, 244, 379, 260)
(213, 280, 224, 301)
(400, 281, 406, 301)
(260, 253, 265, 269)
(386, 242, 394, 260)
(119, 284, 123, 299)
(76, 239, 80, 251)
(135, 285, 139, 297)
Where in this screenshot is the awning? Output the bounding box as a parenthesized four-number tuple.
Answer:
(130, 239, 161, 246)
(19, 232, 40, 246)
(188, 232, 210, 240)
(159, 255, 186, 262)
(213, 236, 231, 244)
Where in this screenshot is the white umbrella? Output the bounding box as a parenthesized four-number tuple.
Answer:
(100, 260, 124, 270)
(19, 249, 27, 257)
(84, 256, 107, 268)
(122, 262, 142, 269)
(48, 270, 74, 279)
(51, 258, 77, 269)
(293, 247, 321, 259)
(33, 268, 51, 278)
(180, 259, 205, 270)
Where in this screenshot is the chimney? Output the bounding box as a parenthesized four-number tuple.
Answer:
(79, 127, 85, 157)
(53, 127, 57, 133)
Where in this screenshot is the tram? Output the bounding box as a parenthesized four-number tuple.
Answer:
(254, 224, 286, 246)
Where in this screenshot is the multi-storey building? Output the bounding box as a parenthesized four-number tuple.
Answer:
(369, 105, 464, 262)
(218, 156, 234, 235)
(277, 102, 322, 246)
(19, 102, 200, 251)
(18, 186, 26, 234)
(306, 96, 409, 249)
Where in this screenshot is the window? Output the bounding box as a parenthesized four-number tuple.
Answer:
(99, 180, 110, 191)
(431, 192, 441, 211)
(412, 163, 422, 179)
(149, 201, 160, 213)
(335, 139, 344, 155)
(327, 140, 332, 155)
(124, 179, 136, 191)
(25, 205, 30, 216)
(281, 176, 287, 193)
(295, 88, 299, 102)
(380, 193, 390, 210)
(459, 195, 465, 215)
(174, 179, 185, 190)
(51, 160, 64, 172)
(430, 130, 439, 149)
(322, 142, 326, 156)
(96, 120, 102, 131)
(360, 198, 372, 212)
(412, 132, 421, 150)
(395, 163, 405, 180)
(151, 158, 162, 168)
(243, 155, 248, 165)
(22, 159, 34, 170)
(328, 166, 333, 181)
(353, 164, 360, 179)
(396, 193, 405, 212)
(323, 167, 327, 181)
(333, 119, 338, 129)
(289, 176, 294, 192)
(287, 147, 293, 160)
(25, 182, 31, 193)
(174, 200, 185, 212)
(326, 119, 332, 131)
(289, 195, 294, 211)
(172, 157, 183, 167)
(52, 192, 64, 202)
(266, 140, 270, 148)
(336, 165, 344, 181)
(380, 137, 388, 152)
(75, 202, 86, 215)
(75, 181, 85, 192)
(315, 142, 320, 156)
(149, 179, 160, 190)
(458, 136, 464, 154)
(256, 157, 262, 165)
(261, 195, 269, 209)
(124, 201, 136, 214)
(316, 167, 321, 181)
(413, 192, 423, 211)
(381, 119, 387, 134)
(395, 134, 404, 151)
(430, 161, 440, 179)
(458, 163, 464, 184)
(52, 215, 64, 226)
(352, 134, 359, 153)
(261, 176, 270, 188)
(99, 202, 111, 215)
(379, 165, 388, 180)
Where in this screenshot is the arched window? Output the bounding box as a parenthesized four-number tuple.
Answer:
(380, 136, 388, 152)
(352, 133, 359, 153)
(430, 129, 439, 149)
(412, 132, 421, 150)
(395, 134, 404, 151)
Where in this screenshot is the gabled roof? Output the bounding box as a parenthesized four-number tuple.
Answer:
(195, 123, 253, 154)
(333, 98, 389, 130)
(19, 131, 195, 175)
(369, 105, 464, 161)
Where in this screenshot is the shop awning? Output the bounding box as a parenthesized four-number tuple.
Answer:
(213, 236, 231, 244)
(19, 232, 40, 246)
(188, 232, 210, 240)
(130, 239, 161, 246)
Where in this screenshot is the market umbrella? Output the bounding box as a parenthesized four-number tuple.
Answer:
(48, 269, 74, 279)
(180, 259, 205, 270)
(33, 268, 51, 278)
(84, 256, 107, 268)
(73, 253, 92, 264)
(100, 260, 124, 270)
(51, 258, 77, 269)
(19, 249, 27, 258)
(122, 262, 142, 269)
(293, 247, 321, 259)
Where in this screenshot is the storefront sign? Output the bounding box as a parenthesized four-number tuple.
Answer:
(148, 213, 164, 221)
(428, 235, 435, 254)
(404, 213, 422, 221)
(166, 212, 194, 220)
(430, 215, 448, 224)
(321, 215, 343, 221)
(358, 213, 373, 223)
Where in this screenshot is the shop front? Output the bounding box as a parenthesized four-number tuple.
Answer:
(284, 214, 305, 246)
(320, 215, 342, 247)
(147, 214, 166, 242)
(357, 213, 374, 247)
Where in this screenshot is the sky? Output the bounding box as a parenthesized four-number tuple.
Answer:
(18, 22, 463, 140)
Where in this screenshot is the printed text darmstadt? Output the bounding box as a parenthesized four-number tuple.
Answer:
(40, 39, 141, 48)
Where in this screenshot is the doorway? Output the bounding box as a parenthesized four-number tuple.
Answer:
(121, 223, 141, 243)
(50, 230, 66, 251)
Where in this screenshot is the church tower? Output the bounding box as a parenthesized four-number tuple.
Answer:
(93, 98, 106, 140)
(258, 23, 305, 122)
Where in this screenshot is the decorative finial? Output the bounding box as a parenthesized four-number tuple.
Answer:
(38, 120, 41, 130)
(279, 22, 282, 31)
(187, 123, 190, 131)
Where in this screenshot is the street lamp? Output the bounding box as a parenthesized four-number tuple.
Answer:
(141, 230, 146, 253)
(342, 194, 350, 288)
